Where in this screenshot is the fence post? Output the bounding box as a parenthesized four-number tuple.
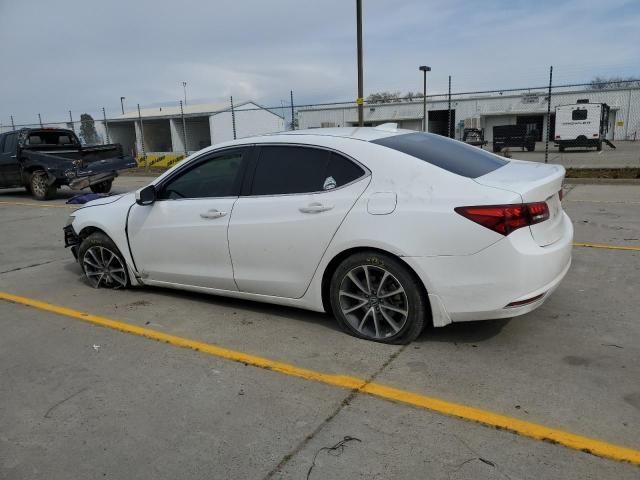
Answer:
(38, 113, 43, 127)
(447, 75, 452, 138)
(102, 107, 110, 144)
(10, 115, 15, 131)
(230, 96, 237, 140)
(290, 90, 295, 130)
(137, 103, 147, 170)
(544, 66, 553, 164)
(180, 100, 188, 155)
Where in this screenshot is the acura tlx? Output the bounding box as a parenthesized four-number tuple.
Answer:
(64, 125, 572, 344)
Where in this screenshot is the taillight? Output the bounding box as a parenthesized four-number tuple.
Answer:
(455, 202, 550, 236)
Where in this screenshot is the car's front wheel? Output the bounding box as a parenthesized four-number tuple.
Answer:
(30, 170, 56, 200)
(78, 232, 129, 289)
(329, 251, 427, 344)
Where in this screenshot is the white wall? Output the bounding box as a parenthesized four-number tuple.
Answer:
(210, 103, 285, 144)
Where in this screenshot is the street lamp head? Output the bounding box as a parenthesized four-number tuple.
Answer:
(419, 65, 431, 72)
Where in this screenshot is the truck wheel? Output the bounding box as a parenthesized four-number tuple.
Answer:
(90, 179, 113, 194)
(559, 146, 565, 152)
(596, 141, 602, 151)
(30, 170, 56, 201)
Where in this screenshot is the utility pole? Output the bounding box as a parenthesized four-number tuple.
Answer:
(137, 103, 147, 170)
(419, 66, 431, 132)
(290, 90, 295, 130)
(182, 82, 187, 106)
(10, 115, 15, 131)
(230, 96, 237, 140)
(38, 113, 43, 127)
(179, 100, 188, 154)
(69, 111, 74, 132)
(102, 107, 110, 143)
(356, 0, 364, 127)
(544, 66, 553, 163)
(120, 97, 126, 115)
(447, 75, 452, 138)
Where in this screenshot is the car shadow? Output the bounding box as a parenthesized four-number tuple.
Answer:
(417, 318, 511, 344)
(63, 260, 510, 342)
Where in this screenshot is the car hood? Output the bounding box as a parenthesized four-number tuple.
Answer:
(77, 193, 133, 210)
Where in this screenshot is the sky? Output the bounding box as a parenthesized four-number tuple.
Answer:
(1, 0, 639, 125)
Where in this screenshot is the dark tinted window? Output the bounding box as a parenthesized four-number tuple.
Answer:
(371, 132, 507, 178)
(3, 133, 17, 154)
(251, 146, 365, 195)
(159, 151, 244, 199)
(326, 153, 365, 189)
(572, 109, 588, 120)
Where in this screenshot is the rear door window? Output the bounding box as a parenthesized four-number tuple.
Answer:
(250, 146, 366, 195)
(371, 132, 507, 178)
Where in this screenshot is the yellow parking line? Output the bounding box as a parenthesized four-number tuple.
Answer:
(0, 201, 75, 209)
(574, 242, 640, 252)
(1, 290, 639, 466)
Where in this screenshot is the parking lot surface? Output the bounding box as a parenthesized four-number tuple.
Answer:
(1, 177, 639, 479)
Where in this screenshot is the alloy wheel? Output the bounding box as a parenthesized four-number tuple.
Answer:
(338, 265, 409, 340)
(82, 246, 127, 288)
(31, 173, 48, 198)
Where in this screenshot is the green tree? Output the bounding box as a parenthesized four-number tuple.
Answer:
(589, 76, 640, 90)
(79, 113, 100, 144)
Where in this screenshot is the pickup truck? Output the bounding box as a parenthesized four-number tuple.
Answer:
(0, 128, 137, 200)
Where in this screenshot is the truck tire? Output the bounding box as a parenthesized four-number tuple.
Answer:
(90, 179, 113, 194)
(596, 141, 602, 151)
(559, 146, 565, 152)
(30, 170, 56, 201)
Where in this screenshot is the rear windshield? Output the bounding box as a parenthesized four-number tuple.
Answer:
(371, 132, 508, 178)
(26, 130, 78, 146)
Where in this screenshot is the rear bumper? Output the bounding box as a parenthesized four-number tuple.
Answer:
(405, 212, 573, 325)
(69, 171, 117, 190)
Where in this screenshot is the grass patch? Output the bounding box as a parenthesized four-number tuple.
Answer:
(565, 168, 640, 179)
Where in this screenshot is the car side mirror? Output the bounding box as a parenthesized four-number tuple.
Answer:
(136, 185, 156, 206)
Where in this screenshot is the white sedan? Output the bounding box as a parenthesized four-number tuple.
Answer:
(64, 126, 573, 344)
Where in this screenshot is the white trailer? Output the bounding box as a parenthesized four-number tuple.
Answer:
(554, 102, 613, 151)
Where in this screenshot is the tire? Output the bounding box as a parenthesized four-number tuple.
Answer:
(78, 232, 129, 289)
(90, 179, 113, 194)
(527, 145, 535, 152)
(30, 170, 56, 201)
(329, 251, 428, 344)
(559, 146, 565, 152)
(596, 141, 602, 151)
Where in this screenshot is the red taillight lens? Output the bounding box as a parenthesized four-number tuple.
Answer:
(455, 202, 549, 236)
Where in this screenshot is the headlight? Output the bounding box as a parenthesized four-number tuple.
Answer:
(65, 214, 76, 226)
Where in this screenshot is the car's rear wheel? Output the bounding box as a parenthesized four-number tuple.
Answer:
(78, 232, 129, 289)
(90, 179, 113, 194)
(30, 170, 56, 200)
(329, 251, 427, 344)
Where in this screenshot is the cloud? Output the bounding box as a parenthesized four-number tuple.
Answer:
(0, 0, 638, 125)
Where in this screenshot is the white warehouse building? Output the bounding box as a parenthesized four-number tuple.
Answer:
(109, 101, 285, 157)
(298, 86, 640, 143)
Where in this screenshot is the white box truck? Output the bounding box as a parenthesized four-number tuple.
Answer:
(554, 101, 613, 152)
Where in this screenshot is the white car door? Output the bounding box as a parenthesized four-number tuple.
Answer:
(127, 148, 251, 290)
(228, 145, 370, 298)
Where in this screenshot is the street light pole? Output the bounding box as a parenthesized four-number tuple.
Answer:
(356, 0, 364, 127)
(120, 97, 126, 115)
(419, 66, 431, 132)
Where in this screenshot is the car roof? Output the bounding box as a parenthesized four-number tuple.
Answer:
(263, 126, 413, 142)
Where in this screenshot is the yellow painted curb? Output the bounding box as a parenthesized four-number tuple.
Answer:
(1, 290, 639, 466)
(574, 242, 640, 252)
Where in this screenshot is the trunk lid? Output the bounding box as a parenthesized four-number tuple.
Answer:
(474, 160, 565, 246)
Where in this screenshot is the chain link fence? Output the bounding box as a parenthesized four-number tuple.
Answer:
(2, 77, 639, 170)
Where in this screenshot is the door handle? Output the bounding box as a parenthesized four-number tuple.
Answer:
(299, 202, 333, 214)
(200, 209, 227, 219)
